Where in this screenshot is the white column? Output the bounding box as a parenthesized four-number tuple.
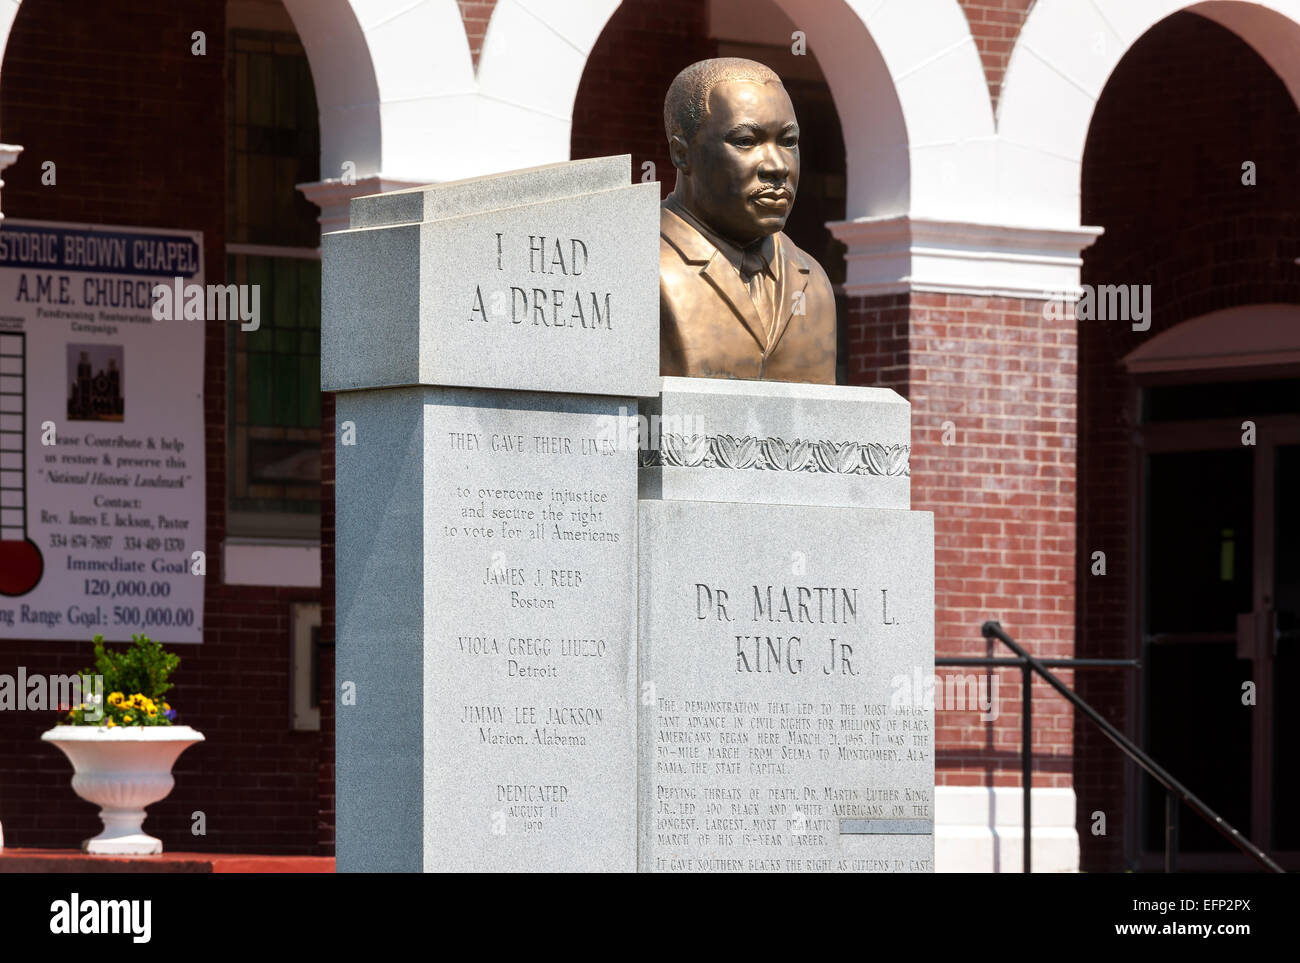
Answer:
(828, 215, 1103, 300)
(936, 786, 1081, 872)
(297, 175, 427, 235)
(0, 144, 24, 225)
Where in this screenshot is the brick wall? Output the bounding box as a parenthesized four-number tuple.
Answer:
(957, 0, 1035, 113)
(844, 293, 910, 396)
(0, 0, 326, 855)
(846, 292, 1078, 789)
(458, 0, 497, 69)
(1076, 12, 1300, 871)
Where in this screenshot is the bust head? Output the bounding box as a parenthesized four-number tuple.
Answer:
(664, 58, 800, 248)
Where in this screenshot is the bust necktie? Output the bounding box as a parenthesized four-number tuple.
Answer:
(741, 241, 777, 347)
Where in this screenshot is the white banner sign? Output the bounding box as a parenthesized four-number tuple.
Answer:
(0, 219, 205, 642)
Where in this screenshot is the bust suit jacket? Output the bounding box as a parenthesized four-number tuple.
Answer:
(659, 201, 836, 384)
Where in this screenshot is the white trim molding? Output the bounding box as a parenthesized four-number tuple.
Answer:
(226, 242, 321, 260)
(0, 143, 23, 224)
(998, 0, 1300, 225)
(829, 215, 1103, 300)
(298, 175, 427, 234)
(936, 785, 1080, 873)
(223, 537, 321, 588)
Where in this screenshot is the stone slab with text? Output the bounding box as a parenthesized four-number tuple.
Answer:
(323, 156, 659, 398)
(325, 156, 657, 872)
(637, 378, 935, 872)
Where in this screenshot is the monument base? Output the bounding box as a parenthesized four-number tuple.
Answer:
(637, 377, 935, 872)
(936, 786, 1081, 873)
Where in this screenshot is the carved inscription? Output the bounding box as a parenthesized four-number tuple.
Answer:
(467, 233, 615, 331)
(639, 502, 935, 872)
(427, 400, 634, 864)
(650, 579, 935, 873)
(652, 696, 933, 871)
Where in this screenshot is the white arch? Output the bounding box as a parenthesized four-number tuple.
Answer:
(476, 0, 993, 221)
(284, 0, 475, 183)
(999, 0, 1300, 228)
(474, 0, 622, 177)
(0, 0, 21, 221)
(0, 0, 475, 194)
(0, 1, 17, 71)
(768, 0, 994, 220)
(0, 0, 993, 228)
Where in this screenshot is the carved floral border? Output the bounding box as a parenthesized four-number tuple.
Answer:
(639, 433, 910, 476)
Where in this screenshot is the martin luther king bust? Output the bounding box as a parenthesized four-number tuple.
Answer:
(659, 58, 836, 384)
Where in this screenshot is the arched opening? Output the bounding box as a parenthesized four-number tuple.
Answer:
(1000, 0, 1300, 227)
(1076, 10, 1300, 871)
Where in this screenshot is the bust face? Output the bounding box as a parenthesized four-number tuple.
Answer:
(682, 79, 800, 247)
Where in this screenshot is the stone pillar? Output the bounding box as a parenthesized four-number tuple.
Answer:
(323, 156, 659, 871)
(637, 378, 935, 872)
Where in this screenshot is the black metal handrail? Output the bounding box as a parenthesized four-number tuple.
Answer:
(934, 620, 1283, 874)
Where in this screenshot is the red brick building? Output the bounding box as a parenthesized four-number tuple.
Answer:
(0, 0, 1296, 871)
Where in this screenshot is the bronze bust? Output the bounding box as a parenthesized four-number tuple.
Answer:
(659, 58, 835, 384)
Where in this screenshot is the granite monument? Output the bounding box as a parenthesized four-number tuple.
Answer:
(323, 58, 933, 873)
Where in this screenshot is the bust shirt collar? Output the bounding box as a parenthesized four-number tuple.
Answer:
(663, 193, 777, 280)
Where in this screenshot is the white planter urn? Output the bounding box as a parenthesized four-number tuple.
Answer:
(41, 725, 204, 855)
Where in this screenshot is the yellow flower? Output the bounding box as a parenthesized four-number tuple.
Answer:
(146, 707, 157, 717)
(107, 719, 117, 728)
(162, 703, 170, 711)
(123, 714, 133, 723)
(107, 692, 123, 706)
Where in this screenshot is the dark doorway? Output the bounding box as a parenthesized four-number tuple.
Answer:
(1139, 375, 1300, 866)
